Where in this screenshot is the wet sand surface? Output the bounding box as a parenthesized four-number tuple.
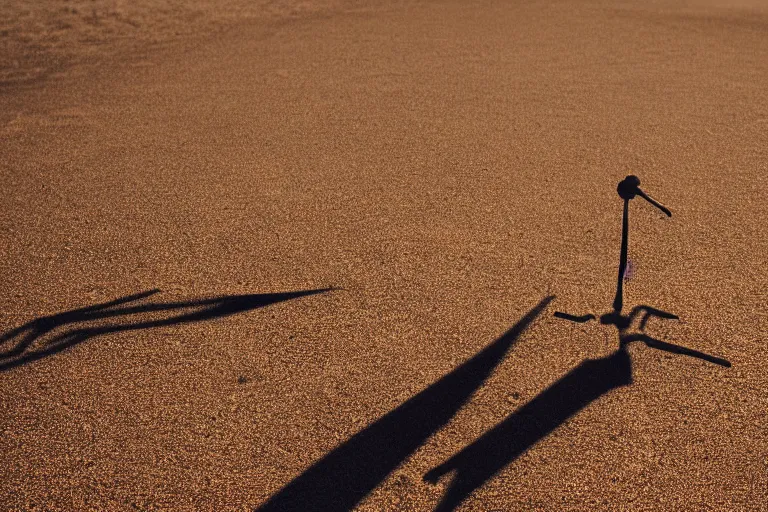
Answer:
(1, 1, 767, 510)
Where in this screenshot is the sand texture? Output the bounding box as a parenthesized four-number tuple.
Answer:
(1, 0, 767, 510)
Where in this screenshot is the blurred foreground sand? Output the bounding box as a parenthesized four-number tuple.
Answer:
(0, 0, 352, 86)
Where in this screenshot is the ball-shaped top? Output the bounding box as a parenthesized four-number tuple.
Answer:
(617, 175, 641, 199)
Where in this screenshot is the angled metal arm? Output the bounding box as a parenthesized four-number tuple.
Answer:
(636, 188, 672, 217)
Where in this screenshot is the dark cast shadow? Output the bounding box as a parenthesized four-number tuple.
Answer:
(424, 306, 730, 511)
(255, 295, 555, 512)
(423, 176, 730, 510)
(0, 287, 333, 372)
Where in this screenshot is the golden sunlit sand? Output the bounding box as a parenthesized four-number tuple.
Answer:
(2, 1, 766, 510)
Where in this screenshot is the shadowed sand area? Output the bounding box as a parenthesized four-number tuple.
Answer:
(2, 0, 767, 510)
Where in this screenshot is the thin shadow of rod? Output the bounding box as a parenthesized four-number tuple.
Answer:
(613, 198, 630, 313)
(0, 288, 332, 372)
(256, 296, 554, 512)
(0, 289, 162, 353)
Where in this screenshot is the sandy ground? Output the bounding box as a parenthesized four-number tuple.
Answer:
(0, 0, 355, 87)
(1, 0, 767, 510)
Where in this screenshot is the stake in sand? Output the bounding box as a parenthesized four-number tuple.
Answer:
(554, 175, 729, 366)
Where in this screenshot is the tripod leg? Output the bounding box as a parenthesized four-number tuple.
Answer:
(623, 333, 731, 367)
(554, 312, 596, 323)
(627, 305, 679, 331)
(638, 309, 679, 331)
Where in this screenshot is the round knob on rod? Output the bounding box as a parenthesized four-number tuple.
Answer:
(617, 175, 641, 200)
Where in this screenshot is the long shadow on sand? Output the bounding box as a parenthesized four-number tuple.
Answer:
(422, 177, 731, 511)
(0, 287, 332, 372)
(423, 312, 731, 511)
(255, 295, 554, 512)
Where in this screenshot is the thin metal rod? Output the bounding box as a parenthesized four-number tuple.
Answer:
(637, 189, 672, 217)
(613, 199, 629, 313)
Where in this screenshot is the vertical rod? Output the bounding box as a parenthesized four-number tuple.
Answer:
(613, 199, 630, 313)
